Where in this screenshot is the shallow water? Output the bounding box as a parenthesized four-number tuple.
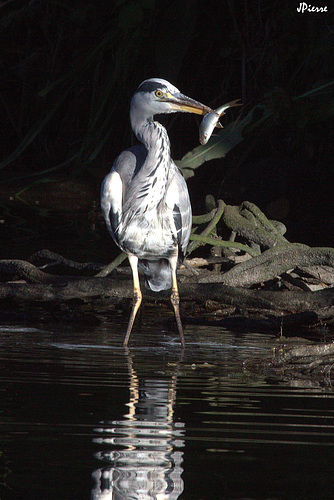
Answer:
(1, 313, 334, 499)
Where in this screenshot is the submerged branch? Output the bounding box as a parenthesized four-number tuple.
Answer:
(277, 342, 334, 364)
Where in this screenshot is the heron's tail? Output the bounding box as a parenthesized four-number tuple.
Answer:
(139, 259, 172, 292)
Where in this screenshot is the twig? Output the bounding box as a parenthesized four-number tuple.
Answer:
(188, 200, 226, 254)
(189, 234, 258, 257)
(95, 252, 127, 277)
(30, 249, 103, 271)
(192, 208, 217, 224)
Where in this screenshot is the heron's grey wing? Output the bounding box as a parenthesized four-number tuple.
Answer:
(167, 163, 192, 259)
(101, 148, 144, 244)
(111, 145, 151, 229)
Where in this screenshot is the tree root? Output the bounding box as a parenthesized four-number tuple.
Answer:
(200, 244, 334, 287)
(189, 198, 334, 290)
(221, 201, 288, 248)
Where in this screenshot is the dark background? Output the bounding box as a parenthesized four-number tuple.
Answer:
(0, 0, 333, 260)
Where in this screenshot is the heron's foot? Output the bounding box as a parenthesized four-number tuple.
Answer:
(170, 290, 185, 348)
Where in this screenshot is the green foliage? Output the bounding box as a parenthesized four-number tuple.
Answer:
(0, 0, 333, 184)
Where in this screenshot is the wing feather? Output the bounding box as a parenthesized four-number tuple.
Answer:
(101, 170, 123, 242)
(166, 163, 192, 259)
(100, 146, 146, 245)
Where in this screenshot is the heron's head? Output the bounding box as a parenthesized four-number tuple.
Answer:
(130, 78, 213, 121)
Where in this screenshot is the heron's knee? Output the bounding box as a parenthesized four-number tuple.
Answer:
(170, 290, 180, 308)
(133, 290, 142, 305)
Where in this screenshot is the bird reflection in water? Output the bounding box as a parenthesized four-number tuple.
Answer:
(91, 350, 185, 499)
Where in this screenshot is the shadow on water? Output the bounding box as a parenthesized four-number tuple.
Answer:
(1, 313, 334, 499)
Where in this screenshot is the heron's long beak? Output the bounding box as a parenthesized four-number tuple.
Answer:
(164, 92, 214, 115)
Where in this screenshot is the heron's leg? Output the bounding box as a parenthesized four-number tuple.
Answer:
(123, 254, 142, 347)
(170, 255, 185, 348)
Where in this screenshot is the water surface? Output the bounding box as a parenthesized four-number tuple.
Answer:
(1, 312, 334, 499)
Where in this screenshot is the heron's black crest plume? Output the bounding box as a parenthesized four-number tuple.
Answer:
(136, 80, 168, 94)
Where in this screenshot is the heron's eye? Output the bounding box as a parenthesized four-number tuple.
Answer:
(155, 90, 163, 98)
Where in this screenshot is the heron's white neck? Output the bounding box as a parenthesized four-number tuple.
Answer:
(131, 112, 172, 172)
(129, 113, 172, 211)
(131, 110, 170, 147)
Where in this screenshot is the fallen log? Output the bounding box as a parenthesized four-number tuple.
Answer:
(1, 195, 333, 332)
(0, 259, 333, 325)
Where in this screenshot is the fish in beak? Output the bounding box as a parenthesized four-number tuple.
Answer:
(199, 99, 241, 144)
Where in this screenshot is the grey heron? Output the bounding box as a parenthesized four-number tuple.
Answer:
(101, 78, 213, 347)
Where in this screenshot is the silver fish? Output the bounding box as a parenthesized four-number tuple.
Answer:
(199, 99, 241, 145)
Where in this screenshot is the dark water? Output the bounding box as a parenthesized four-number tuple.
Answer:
(1, 313, 334, 499)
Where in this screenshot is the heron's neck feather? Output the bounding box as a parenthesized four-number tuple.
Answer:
(132, 116, 171, 173)
(128, 116, 171, 212)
